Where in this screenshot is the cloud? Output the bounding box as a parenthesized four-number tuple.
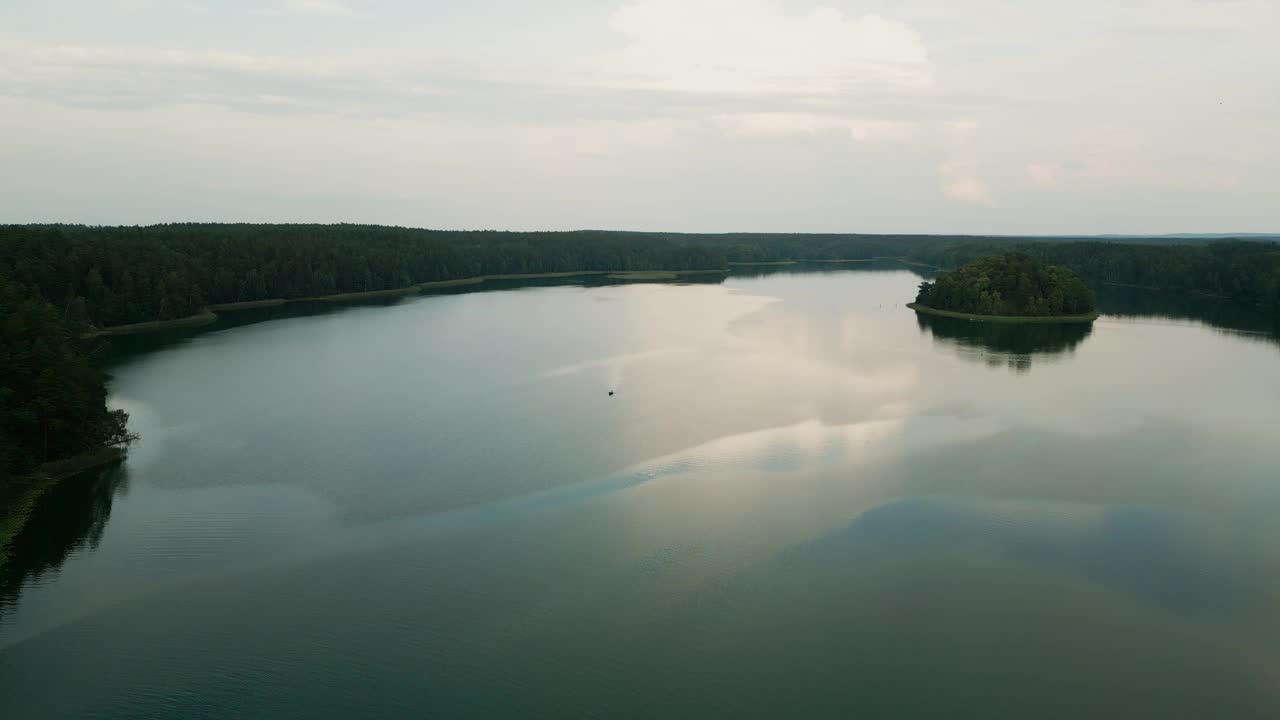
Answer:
(105, 0, 211, 11)
(713, 113, 915, 143)
(942, 119, 980, 140)
(714, 112, 831, 138)
(1025, 162, 1062, 187)
(0, 38, 945, 134)
(847, 119, 916, 144)
(601, 0, 931, 94)
(0, 42, 403, 115)
(265, 0, 351, 16)
(939, 162, 993, 205)
(1018, 155, 1250, 193)
(8, 44, 341, 78)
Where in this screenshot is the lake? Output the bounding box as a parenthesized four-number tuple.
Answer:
(3, 264, 1279, 718)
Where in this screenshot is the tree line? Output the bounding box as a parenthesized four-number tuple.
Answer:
(2, 225, 1275, 329)
(0, 278, 131, 482)
(908, 240, 1280, 312)
(0, 225, 727, 328)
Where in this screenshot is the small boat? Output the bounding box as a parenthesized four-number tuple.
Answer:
(608, 391, 615, 396)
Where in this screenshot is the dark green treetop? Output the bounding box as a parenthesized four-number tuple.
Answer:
(915, 253, 1097, 317)
(0, 278, 131, 480)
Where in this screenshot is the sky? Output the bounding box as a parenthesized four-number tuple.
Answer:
(0, 0, 1276, 234)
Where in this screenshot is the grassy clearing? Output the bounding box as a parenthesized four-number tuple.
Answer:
(897, 259, 942, 269)
(208, 299, 288, 311)
(907, 303, 1100, 324)
(483, 271, 605, 280)
(454, 270, 726, 282)
(811, 257, 901, 264)
(91, 310, 218, 337)
(311, 286, 430, 302)
(608, 270, 727, 281)
(0, 448, 125, 567)
(608, 271, 678, 280)
(416, 277, 487, 289)
(729, 257, 908, 267)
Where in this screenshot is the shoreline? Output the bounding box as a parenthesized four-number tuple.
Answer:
(208, 299, 289, 311)
(92, 310, 218, 337)
(605, 270, 725, 280)
(728, 256, 917, 267)
(897, 259, 942, 270)
(0, 448, 126, 566)
(88, 269, 729, 337)
(907, 303, 1100, 324)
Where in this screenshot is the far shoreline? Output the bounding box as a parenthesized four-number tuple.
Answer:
(90, 269, 729, 337)
(907, 302, 1100, 324)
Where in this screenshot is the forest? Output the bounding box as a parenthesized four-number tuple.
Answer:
(908, 240, 1280, 311)
(1, 225, 1275, 331)
(0, 278, 131, 483)
(913, 254, 1097, 318)
(0, 225, 728, 328)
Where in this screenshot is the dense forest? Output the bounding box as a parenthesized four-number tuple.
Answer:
(1, 225, 1275, 331)
(0, 278, 131, 481)
(909, 240, 1280, 312)
(1, 225, 1277, 329)
(0, 225, 728, 328)
(914, 254, 1097, 318)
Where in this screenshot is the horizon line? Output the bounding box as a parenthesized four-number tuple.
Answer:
(4, 222, 1278, 239)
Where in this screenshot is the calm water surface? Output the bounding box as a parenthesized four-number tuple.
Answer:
(3, 266, 1280, 718)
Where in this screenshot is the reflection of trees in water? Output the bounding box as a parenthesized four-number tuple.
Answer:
(0, 466, 129, 619)
(1097, 286, 1280, 349)
(729, 260, 928, 281)
(916, 312, 1093, 373)
(105, 274, 734, 365)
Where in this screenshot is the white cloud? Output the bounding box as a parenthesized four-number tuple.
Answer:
(601, 0, 931, 94)
(713, 113, 915, 143)
(266, 0, 351, 16)
(714, 112, 831, 138)
(847, 119, 916, 144)
(942, 119, 979, 140)
(2, 0, 1278, 231)
(942, 177, 991, 204)
(7, 44, 341, 78)
(105, 0, 210, 11)
(1025, 162, 1061, 187)
(939, 162, 993, 205)
(1016, 154, 1252, 194)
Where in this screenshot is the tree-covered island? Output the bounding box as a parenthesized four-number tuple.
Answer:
(910, 254, 1099, 322)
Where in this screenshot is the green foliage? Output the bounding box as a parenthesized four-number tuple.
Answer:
(2, 225, 1275, 329)
(0, 278, 131, 482)
(909, 240, 1280, 312)
(0, 225, 728, 328)
(914, 254, 1097, 317)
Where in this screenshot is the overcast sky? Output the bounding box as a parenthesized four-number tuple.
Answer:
(1, 0, 1276, 233)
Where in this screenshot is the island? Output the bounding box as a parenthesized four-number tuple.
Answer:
(910, 253, 1099, 323)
